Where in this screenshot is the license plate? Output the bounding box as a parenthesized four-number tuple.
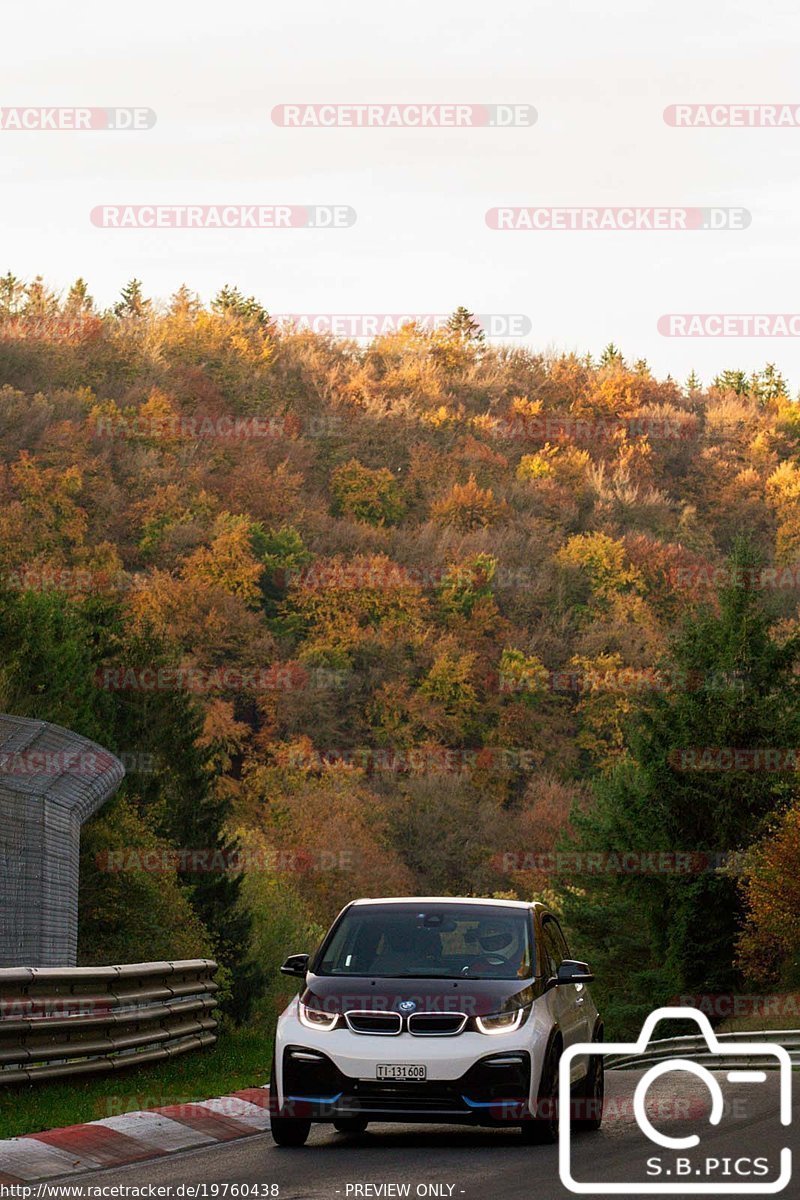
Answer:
(376, 1063, 427, 1081)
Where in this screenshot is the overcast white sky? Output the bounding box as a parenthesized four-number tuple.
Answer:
(3, 0, 800, 385)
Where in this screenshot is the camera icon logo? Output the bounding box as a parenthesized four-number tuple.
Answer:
(559, 1006, 793, 1194)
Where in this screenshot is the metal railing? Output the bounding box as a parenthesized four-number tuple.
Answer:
(607, 1029, 800, 1070)
(0, 959, 219, 1084)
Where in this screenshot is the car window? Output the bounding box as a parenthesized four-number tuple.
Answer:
(551, 916, 570, 960)
(316, 904, 534, 979)
(541, 915, 569, 975)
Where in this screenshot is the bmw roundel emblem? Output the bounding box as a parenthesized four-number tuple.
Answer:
(398, 1000, 417, 1013)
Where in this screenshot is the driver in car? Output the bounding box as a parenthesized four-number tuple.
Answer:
(465, 920, 523, 976)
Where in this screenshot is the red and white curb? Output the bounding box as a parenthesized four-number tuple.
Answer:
(0, 1087, 271, 1184)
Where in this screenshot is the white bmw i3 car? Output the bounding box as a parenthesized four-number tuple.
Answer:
(270, 896, 603, 1146)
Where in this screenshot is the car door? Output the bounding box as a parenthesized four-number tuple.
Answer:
(540, 914, 588, 1083)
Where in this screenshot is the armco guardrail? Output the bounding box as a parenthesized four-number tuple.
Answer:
(0, 959, 218, 1084)
(607, 1029, 800, 1070)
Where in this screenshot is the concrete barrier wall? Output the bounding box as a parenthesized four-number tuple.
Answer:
(0, 714, 125, 967)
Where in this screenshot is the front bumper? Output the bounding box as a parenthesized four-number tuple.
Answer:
(276, 1039, 532, 1124)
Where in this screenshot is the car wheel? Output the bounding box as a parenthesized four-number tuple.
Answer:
(269, 1064, 311, 1147)
(333, 1118, 369, 1134)
(521, 1038, 561, 1144)
(574, 1043, 604, 1132)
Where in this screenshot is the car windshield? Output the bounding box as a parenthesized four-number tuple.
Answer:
(316, 903, 534, 980)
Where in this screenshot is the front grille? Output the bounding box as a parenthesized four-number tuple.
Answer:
(344, 1010, 402, 1036)
(351, 1080, 468, 1112)
(408, 1012, 468, 1036)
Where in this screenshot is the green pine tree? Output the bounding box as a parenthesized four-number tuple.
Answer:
(560, 541, 800, 1035)
(600, 342, 624, 366)
(64, 277, 95, 315)
(446, 306, 486, 344)
(750, 363, 789, 404)
(113, 278, 150, 319)
(0, 272, 26, 319)
(212, 285, 270, 327)
(713, 369, 748, 395)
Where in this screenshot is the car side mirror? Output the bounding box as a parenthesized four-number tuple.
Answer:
(280, 953, 310, 978)
(556, 959, 595, 985)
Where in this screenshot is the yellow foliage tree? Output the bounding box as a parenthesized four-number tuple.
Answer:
(431, 474, 507, 530)
(766, 462, 800, 564)
(181, 513, 264, 604)
(556, 531, 644, 604)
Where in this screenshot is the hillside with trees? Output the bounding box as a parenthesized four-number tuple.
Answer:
(1, 274, 799, 1034)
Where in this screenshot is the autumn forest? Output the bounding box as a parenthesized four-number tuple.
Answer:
(1, 273, 799, 1036)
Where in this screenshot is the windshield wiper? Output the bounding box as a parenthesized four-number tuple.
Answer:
(368, 972, 471, 979)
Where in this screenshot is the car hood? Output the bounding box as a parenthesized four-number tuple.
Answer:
(301, 973, 540, 1018)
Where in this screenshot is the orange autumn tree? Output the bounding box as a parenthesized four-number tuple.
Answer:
(0, 454, 88, 564)
(182, 512, 266, 603)
(431, 474, 507, 530)
(239, 756, 414, 922)
(737, 801, 800, 986)
(284, 553, 429, 669)
(556, 531, 644, 611)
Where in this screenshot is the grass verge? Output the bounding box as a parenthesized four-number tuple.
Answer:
(0, 1023, 271, 1140)
(718, 998, 800, 1035)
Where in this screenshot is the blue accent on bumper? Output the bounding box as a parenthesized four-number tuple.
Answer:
(286, 1092, 343, 1105)
(461, 1095, 525, 1109)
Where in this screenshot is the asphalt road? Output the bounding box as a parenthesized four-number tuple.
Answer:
(38, 1070, 797, 1200)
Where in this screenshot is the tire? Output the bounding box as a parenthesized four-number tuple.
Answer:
(521, 1038, 561, 1144)
(271, 1116, 311, 1147)
(574, 1043, 604, 1132)
(333, 1118, 369, 1134)
(269, 1064, 311, 1148)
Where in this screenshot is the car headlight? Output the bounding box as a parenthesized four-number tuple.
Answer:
(298, 1001, 340, 1031)
(475, 1007, 527, 1035)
